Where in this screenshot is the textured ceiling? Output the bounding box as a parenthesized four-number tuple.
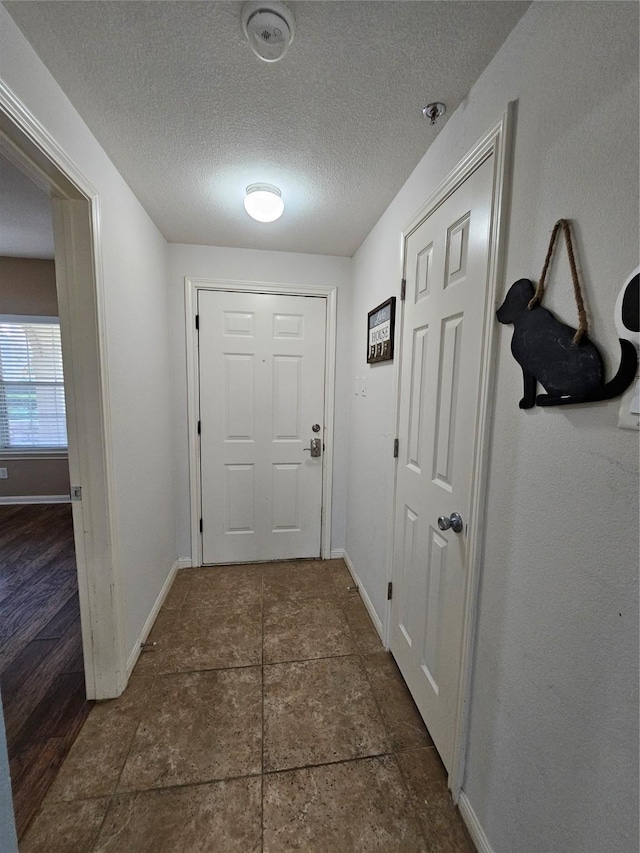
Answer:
(0, 155, 55, 259)
(5, 1, 529, 257)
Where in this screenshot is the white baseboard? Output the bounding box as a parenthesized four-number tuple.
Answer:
(177, 557, 192, 569)
(458, 792, 494, 853)
(342, 550, 386, 646)
(126, 559, 179, 678)
(330, 548, 345, 559)
(0, 494, 70, 505)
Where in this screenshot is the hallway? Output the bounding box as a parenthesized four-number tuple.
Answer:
(20, 559, 473, 852)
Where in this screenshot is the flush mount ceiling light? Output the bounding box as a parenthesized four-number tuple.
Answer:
(241, 1, 296, 63)
(243, 183, 284, 222)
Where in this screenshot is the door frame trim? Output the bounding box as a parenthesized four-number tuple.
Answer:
(185, 277, 337, 567)
(388, 104, 515, 798)
(0, 81, 127, 699)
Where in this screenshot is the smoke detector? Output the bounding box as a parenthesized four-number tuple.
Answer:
(241, 1, 295, 63)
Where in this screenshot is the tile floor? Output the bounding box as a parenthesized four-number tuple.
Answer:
(20, 559, 475, 852)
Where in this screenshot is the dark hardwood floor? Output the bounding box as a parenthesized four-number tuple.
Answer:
(0, 503, 93, 840)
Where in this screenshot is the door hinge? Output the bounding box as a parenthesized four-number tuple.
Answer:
(393, 438, 399, 458)
(70, 485, 82, 501)
(197, 420, 201, 435)
(195, 314, 199, 330)
(199, 518, 203, 533)
(400, 278, 406, 301)
(387, 581, 393, 600)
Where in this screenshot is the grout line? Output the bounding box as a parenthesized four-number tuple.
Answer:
(112, 768, 264, 797)
(150, 661, 263, 677)
(393, 740, 435, 849)
(263, 750, 397, 777)
(263, 650, 355, 667)
(89, 675, 158, 852)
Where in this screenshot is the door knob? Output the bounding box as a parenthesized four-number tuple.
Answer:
(437, 512, 463, 533)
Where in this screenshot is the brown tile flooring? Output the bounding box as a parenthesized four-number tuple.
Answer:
(20, 559, 475, 852)
(0, 504, 92, 839)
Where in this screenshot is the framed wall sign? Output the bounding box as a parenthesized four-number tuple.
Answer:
(367, 297, 396, 363)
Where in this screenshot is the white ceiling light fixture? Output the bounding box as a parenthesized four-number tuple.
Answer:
(244, 183, 285, 222)
(241, 1, 295, 63)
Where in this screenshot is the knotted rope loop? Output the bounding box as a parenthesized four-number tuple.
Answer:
(527, 218, 588, 344)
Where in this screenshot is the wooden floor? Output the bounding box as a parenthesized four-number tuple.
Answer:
(0, 503, 92, 840)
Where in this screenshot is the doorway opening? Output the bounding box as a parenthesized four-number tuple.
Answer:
(0, 152, 93, 838)
(0, 75, 130, 838)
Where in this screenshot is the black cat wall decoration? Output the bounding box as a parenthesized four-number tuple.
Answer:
(497, 220, 638, 409)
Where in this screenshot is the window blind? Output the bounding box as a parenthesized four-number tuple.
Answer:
(0, 319, 68, 451)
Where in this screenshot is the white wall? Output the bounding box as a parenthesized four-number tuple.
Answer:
(0, 7, 176, 660)
(168, 244, 352, 561)
(345, 3, 639, 852)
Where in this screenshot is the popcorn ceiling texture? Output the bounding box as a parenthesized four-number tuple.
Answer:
(5, 0, 529, 257)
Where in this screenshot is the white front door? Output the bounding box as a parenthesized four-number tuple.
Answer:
(390, 155, 494, 772)
(198, 290, 326, 564)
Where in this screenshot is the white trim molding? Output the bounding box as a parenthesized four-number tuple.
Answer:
(329, 548, 345, 559)
(177, 558, 193, 570)
(0, 495, 70, 505)
(126, 559, 179, 677)
(388, 104, 515, 800)
(343, 550, 386, 646)
(459, 793, 496, 853)
(184, 277, 338, 568)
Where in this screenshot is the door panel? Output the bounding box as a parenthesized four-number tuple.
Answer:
(391, 155, 493, 772)
(199, 290, 326, 564)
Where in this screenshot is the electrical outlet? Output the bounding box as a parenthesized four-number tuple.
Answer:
(0, 467, 7, 479)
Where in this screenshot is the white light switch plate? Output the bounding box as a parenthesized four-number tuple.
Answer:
(618, 373, 640, 430)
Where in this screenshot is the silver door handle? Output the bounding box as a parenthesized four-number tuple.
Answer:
(303, 438, 322, 457)
(437, 512, 463, 533)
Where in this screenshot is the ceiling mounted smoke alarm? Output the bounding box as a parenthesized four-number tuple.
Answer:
(241, 1, 296, 63)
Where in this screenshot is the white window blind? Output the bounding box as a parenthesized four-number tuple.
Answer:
(0, 318, 68, 451)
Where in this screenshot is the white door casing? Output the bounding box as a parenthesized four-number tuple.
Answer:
(199, 290, 326, 563)
(389, 109, 513, 795)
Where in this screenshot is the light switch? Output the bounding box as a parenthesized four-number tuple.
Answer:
(618, 373, 640, 430)
(354, 376, 360, 396)
(361, 377, 367, 397)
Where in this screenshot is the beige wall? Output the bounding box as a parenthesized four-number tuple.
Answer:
(0, 256, 58, 316)
(0, 255, 70, 499)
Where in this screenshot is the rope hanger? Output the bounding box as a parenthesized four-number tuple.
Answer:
(527, 219, 588, 345)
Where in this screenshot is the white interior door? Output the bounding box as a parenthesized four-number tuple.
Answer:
(390, 155, 494, 772)
(198, 290, 326, 564)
